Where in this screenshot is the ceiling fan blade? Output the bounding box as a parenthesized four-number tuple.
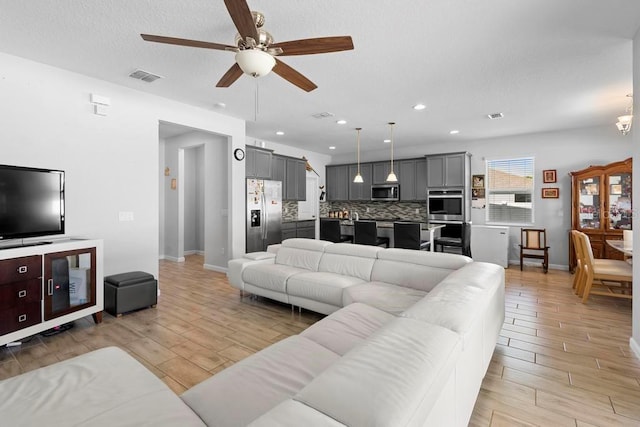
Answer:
(223, 0, 258, 41)
(141, 34, 235, 51)
(271, 36, 354, 56)
(216, 63, 244, 87)
(273, 59, 318, 92)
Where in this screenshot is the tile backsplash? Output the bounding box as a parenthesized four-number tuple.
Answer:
(285, 201, 426, 222)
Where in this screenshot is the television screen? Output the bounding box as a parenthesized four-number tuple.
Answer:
(0, 164, 65, 240)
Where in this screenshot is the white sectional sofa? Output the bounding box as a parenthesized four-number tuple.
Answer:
(0, 238, 504, 427)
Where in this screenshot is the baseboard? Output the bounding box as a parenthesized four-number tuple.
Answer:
(508, 260, 569, 271)
(630, 337, 640, 360)
(163, 255, 185, 263)
(204, 263, 228, 274)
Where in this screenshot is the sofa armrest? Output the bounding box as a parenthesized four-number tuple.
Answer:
(227, 255, 276, 290)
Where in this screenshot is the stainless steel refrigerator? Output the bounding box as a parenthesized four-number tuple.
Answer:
(246, 179, 282, 252)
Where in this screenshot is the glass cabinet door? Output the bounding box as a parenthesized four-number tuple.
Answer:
(44, 248, 96, 321)
(607, 173, 632, 230)
(578, 177, 600, 229)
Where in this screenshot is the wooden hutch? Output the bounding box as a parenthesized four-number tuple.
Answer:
(569, 158, 632, 272)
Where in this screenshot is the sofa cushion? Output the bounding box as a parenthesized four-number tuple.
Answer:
(249, 400, 346, 427)
(227, 257, 275, 290)
(301, 302, 394, 355)
(181, 335, 340, 427)
(342, 281, 426, 315)
(295, 318, 461, 427)
(0, 347, 206, 427)
(242, 264, 308, 293)
(318, 243, 380, 281)
(371, 249, 472, 292)
(287, 272, 365, 306)
(275, 239, 331, 271)
(401, 262, 504, 334)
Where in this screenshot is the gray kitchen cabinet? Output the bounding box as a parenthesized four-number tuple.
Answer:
(286, 158, 307, 201)
(246, 146, 273, 179)
(348, 163, 372, 200)
(426, 152, 469, 188)
(271, 154, 286, 184)
(326, 165, 349, 201)
(399, 158, 427, 201)
(281, 220, 315, 241)
(372, 162, 393, 184)
(295, 220, 316, 238)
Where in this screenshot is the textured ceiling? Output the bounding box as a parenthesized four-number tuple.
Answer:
(1, 1, 639, 154)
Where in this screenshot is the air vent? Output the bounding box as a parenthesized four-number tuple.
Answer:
(129, 69, 163, 83)
(312, 112, 335, 119)
(487, 112, 504, 120)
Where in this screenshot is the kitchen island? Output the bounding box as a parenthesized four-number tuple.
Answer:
(324, 218, 444, 251)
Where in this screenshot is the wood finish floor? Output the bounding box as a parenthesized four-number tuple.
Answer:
(0, 255, 638, 426)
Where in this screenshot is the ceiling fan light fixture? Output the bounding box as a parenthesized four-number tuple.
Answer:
(235, 49, 275, 77)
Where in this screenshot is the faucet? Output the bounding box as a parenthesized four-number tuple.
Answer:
(353, 211, 359, 221)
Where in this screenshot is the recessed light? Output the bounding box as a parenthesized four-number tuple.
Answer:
(336, 120, 347, 125)
(383, 139, 391, 143)
(214, 102, 226, 108)
(449, 130, 460, 135)
(275, 131, 284, 136)
(329, 146, 336, 150)
(413, 103, 426, 111)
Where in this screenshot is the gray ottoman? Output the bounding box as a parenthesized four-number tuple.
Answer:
(104, 271, 157, 317)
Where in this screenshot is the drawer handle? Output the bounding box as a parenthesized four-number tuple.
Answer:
(18, 290, 27, 298)
(17, 265, 28, 274)
(18, 314, 27, 322)
(48, 279, 54, 296)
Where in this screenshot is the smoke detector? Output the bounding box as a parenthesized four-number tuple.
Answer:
(487, 112, 504, 120)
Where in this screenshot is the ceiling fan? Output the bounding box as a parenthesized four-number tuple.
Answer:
(141, 0, 354, 92)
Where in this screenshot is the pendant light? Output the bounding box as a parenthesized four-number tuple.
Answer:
(353, 127, 364, 183)
(386, 122, 398, 182)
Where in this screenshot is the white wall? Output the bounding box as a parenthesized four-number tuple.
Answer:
(631, 29, 639, 359)
(331, 125, 632, 267)
(0, 52, 246, 278)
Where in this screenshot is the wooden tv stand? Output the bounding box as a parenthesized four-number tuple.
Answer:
(0, 238, 103, 346)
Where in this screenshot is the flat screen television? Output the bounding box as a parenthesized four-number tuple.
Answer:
(0, 164, 65, 241)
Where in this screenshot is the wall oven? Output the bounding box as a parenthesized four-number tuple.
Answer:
(427, 189, 464, 221)
(371, 184, 399, 201)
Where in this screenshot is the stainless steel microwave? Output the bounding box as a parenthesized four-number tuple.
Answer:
(371, 184, 399, 201)
(427, 189, 464, 221)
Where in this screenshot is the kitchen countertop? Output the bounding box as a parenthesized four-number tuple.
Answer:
(322, 217, 432, 229)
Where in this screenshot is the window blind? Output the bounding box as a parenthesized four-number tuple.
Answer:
(486, 157, 534, 224)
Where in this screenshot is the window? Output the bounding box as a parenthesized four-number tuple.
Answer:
(486, 157, 534, 224)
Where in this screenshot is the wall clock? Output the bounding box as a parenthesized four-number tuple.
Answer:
(233, 148, 245, 161)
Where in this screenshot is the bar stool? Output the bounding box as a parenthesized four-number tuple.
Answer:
(393, 222, 429, 250)
(320, 218, 352, 243)
(354, 221, 389, 247)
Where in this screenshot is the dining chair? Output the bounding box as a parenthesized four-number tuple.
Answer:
(570, 230, 586, 294)
(576, 231, 632, 303)
(353, 220, 390, 248)
(393, 222, 429, 250)
(519, 228, 549, 273)
(434, 222, 471, 257)
(320, 218, 352, 243)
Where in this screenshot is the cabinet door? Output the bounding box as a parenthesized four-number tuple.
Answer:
(245, 147, 256, 177)
(285, 158, 297, 200)
(272, 155, 286, 197)
(444, 154, 465, 187)
(349, 163, 372, 200)
(295, 159, 307, 201)
(577, 176, 601, 230)
(606, 172, 632, 230)
(415, 158, 427, 200)
(326, 165, 349, 201)
(254, 149, 272, 179)
(399, 160, 416, 201)
(43, 248, 96, 321)
(427, 156, 445, 187)
(372, 162, 391, 184)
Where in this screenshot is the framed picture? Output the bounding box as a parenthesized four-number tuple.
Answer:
(611, 184, 622, 195)
(472, 174, 485, 188)
(543, 169, 557, 183)
(542, 187, 559, 198)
